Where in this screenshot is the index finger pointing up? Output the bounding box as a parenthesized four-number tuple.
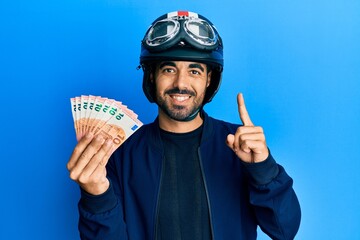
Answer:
(237, 93, 254, 126)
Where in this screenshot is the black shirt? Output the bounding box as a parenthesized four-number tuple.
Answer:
(156, 124, 212, 240)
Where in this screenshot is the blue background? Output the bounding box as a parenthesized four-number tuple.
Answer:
(1, 0, 359, 239)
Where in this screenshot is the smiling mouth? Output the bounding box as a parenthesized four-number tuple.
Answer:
(170, 94, 191, 102)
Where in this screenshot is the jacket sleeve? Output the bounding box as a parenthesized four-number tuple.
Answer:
(242, 153, 301, 240)
(77, 153, 128, 240)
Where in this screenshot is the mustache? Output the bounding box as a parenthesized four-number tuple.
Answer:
(165, 88, 195, 96)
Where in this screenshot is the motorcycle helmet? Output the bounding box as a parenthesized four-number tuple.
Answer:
(140, 11, 224, 104)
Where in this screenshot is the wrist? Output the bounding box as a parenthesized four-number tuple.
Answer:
(242, 152, 279, 185)
(80, 178, 110, 196)
(80, 180, 117, 214)
(253, 149, 269, 163)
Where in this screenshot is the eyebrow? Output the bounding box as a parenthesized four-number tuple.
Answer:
(188, 63, 205, 72)
(159, 61, 176, 69)
(158, 61, 205, 73)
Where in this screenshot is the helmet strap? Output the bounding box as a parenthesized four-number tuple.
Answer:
(179, 107, 202, 122)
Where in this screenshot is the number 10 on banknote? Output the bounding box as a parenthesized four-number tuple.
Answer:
(70, 95, 143, 150)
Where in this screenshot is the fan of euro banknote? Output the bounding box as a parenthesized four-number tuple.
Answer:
(70, 95, 143, 150)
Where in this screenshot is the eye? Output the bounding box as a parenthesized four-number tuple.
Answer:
(162, 67, 175, 73)
(190, 69, 201, 75)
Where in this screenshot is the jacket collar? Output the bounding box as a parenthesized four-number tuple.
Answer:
(147, 110, 214, 151)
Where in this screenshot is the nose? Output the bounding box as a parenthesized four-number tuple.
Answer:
(173, 70, 189, 89)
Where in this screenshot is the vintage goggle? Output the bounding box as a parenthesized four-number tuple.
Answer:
(143, 17, 220, 51)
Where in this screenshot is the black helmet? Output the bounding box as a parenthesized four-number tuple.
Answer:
(140, 11, 224, 104)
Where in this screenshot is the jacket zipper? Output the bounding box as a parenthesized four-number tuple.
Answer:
(153, 155, 165, 240)
(198, 147, 215, 239)
(153, 151, 214, 239)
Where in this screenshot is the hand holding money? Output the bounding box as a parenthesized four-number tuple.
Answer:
(67, 95, 143, 195)
(67, 133, 114, 195)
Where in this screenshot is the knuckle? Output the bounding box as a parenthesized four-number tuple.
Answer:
(240, 143, 250, 151)
(256, 126, 264, 132)
(89, 139, 104, 152)
(79, 152, 88, 161)
(80, 140, 100, 155)
(86, 143, 97, 153)
(236, 127, 243, 135)
(69, 171, 78, 181)
(94, 135, 106, 144)
(239, 134, 247, 141)
(242, 139, 250, 145)
(78, 173, 89, 185)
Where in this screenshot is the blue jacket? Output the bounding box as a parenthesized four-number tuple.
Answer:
(78, 112, 301, 240)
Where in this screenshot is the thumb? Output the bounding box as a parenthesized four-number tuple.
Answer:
(226, 134, 235, 150)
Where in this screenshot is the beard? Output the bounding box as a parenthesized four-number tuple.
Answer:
(155, 87, 205, 121)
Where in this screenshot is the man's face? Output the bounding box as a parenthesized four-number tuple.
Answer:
(152, 61, 211, 121)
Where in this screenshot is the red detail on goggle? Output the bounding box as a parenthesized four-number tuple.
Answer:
(177, 11, 189, 17)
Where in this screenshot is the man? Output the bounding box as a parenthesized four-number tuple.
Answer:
(67, 11, 301, 240)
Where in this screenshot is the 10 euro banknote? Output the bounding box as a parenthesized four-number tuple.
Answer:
(70, 95, 143, 150)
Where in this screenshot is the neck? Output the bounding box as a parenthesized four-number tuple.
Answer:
(158, 110, 203, 133)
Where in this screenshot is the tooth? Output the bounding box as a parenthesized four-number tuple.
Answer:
(172, 96, 189, 101)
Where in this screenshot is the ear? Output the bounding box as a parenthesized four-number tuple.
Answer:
(206, 71, 212, 88)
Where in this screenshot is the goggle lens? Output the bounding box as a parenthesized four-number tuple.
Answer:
(147, 20, 179, 46)
(185, 20, 217, 45)
(144, 17, 219, 50)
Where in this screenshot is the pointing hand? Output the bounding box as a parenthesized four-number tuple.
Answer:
(226, 93, 269, 163)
